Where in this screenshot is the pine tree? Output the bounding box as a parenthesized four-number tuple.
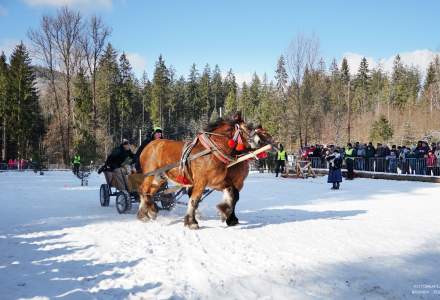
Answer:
(72, 66, 97, 164)
(249, 73, 261, 120)
(329, 58, 345, 144)
(390, 54, 407, 108)
(370, 115, 394, 142)
(118, 52, 134, 141)
(353, 57, 371, 112)
(9, 42, 43, 160)
(96, 43, 120, 143)
(73, 67, 93, 131)
(313, 60, 329, 141)
(404, 67, 420, 107)
(424, 62, 436, 91)
(370, 66, 389, 114)
(258, 79, 278, 136)
(341, 57, 350, 85)
(151, 55, 170, 130)
(301, 67, 314, 145)
(199, 64, 212, 120)
(171, 76, 188, 138)
(140, 71, 152, 133)
(275, 55, 288, 98)
(211, 65, 223, 117)
(223, 69, 237, 116)
(186, 63, 200, 120)
(239, 82, 251, 121)
(0, 52, 9, 161)
(224, 90, 237, 116)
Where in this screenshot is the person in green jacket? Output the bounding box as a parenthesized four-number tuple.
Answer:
(73, 154, 81, 175)
(275, 144, 288, 177)
(345, 143, 355, 180)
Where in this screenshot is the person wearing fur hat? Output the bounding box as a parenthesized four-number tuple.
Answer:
(135, 127, 163, 172)
(326, 146, 343, 190)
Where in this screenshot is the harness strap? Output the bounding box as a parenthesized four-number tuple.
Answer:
(179, 136, 199, 183)
(199, 132, 234, 164)
(142, 148, 211, 178)
(232, 124, 241, 142)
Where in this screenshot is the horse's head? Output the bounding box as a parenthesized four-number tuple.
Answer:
(241, 123, 276, 150)
(205, 116, 276, 152)
(204, 119, 251, 152)
(229, 117, 278, 152)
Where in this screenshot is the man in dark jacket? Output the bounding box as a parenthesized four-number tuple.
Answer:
(99, 139, 135, 191)
(414, 141, 426, 158)
(105, 139, 135, 170)
(365, 142, 376, 171)
(375, 143, 386, 172)
(135, 127, 163, 172)
(414, 141, 428, 175)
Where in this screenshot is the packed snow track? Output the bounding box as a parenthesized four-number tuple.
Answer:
(1, 171, 439, 299)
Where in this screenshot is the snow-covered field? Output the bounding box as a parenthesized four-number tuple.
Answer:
(1, 171, 440, 300)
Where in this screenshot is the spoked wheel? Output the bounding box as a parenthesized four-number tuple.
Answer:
(158, 193, 176, 211)
(116, 191, 131, 214)
(100, 184, 110, 207)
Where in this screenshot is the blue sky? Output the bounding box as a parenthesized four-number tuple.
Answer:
(0, 0, 439, 82)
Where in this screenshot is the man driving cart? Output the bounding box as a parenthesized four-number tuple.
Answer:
(98, 139, 135, 191)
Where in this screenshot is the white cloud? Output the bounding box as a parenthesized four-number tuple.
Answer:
(220, 71, 254, 85)
(342, 49, 440, 76)
(126, 52, 147, 78)
(234, 72, 254, 85)
(0, 4, 7, 16)
(0, 39, 21, 59)
(23, 0, 112, 9)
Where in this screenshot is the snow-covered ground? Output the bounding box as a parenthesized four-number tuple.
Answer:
(1, 171, 440, 300)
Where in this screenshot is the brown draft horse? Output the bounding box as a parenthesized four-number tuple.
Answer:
(137, 118, 273, 229)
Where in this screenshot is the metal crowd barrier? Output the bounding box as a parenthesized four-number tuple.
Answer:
(0, 162, 70, 171)
(250, 156, 440, 177)
(309, 157, 440, 177)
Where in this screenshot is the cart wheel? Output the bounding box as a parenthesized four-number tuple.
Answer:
(100, 184, 110, 207)
(160, 193, 176, 211)
(116, 191, 130, 214)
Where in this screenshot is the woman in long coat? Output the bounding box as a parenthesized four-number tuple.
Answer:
(326, 147, 343, 190)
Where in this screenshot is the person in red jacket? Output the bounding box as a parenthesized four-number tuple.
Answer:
(426, 150, 437, 176)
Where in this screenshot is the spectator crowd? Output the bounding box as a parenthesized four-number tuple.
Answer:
(302, 141, 440, 176)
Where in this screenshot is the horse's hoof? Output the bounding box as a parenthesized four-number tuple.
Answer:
(226, 215, 239, 226)
(137, 210, 149, 222)
(217, 203, 231, 222)
(147, 210, 157, 220)
(188, 223, 200, 230)
(184, 215, 199, 229)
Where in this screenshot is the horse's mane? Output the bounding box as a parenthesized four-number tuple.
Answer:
(203, 118, 235, 132)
